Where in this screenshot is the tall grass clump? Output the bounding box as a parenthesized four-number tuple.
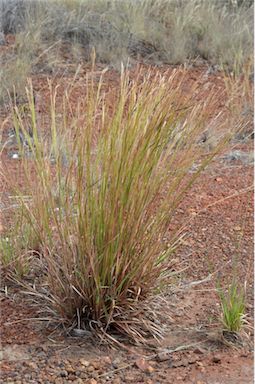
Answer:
(4, 67, 234, 342)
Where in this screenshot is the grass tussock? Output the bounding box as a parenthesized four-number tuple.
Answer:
(1, 67, 238, 342)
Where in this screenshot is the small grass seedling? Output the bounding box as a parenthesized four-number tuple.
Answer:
(217, 279, 246, 333)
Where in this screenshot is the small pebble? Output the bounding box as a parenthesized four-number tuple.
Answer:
(91, 361, 100, 370)
(193, 347, 206, 355)
(156, 352, 172, 362)
(80, 359, 90, 367)
(102, 356, 112, 365)
(66, 365, 75, 374)
(112, 379, 121, 384)
(147, 365, 155, 373)
(55, 379, 63, 384)
(112, 358, 122, 369)
(88, 379, 97, 384)
(87, 365, 95, 373)
(212, 355, 221, 364)
(124, 374, 136, 382)
(73, 379, 84, 384)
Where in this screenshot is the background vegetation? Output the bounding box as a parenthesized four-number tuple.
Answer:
(0, 0, 253, 100)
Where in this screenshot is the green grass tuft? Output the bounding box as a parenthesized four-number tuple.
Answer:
(217, 280, 246, 333)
